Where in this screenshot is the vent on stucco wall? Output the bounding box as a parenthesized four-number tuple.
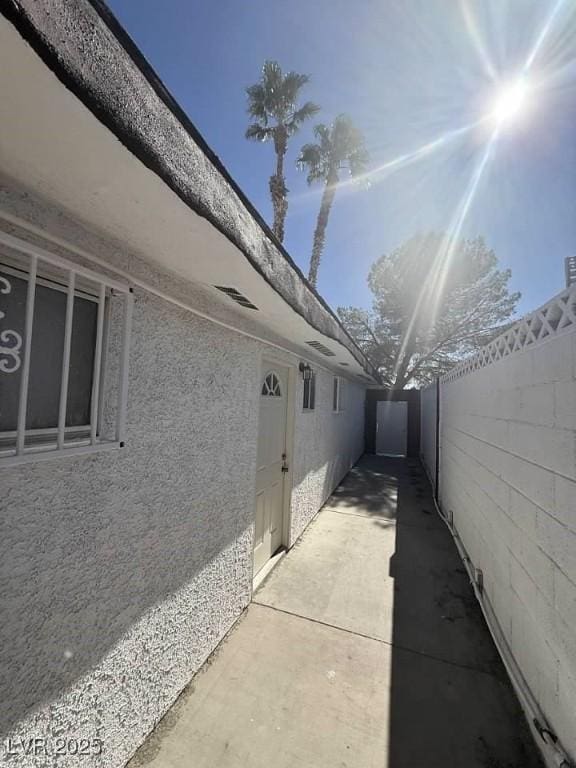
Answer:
(213, 285, 259, 310)
(305, 340, 336, 357)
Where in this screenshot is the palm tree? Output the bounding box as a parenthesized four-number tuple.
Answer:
(246, 61, 320, 243)
(298, 115, 369, 287)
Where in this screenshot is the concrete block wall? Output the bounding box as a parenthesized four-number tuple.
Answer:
(430, 329, 576, 763)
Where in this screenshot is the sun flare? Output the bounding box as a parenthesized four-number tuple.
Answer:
(490, 78, 530, 126)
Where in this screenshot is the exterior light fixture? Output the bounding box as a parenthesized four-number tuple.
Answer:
(299, 362, 313, 381)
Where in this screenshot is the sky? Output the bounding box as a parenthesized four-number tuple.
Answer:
(106, 0, 576, 317)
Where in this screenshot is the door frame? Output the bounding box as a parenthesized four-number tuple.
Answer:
(365, 388, 421, 458)
(253, 352, 296, 574)
(375, 399, 408, 456)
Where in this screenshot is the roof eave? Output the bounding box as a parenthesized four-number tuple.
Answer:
(0, 0, 379, 382)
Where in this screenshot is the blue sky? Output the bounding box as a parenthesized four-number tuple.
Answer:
(107, 0, 576, 317)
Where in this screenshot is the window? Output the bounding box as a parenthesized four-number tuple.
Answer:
(0, 231, 132, 464)
(302, 371, 315, 411)
(332, 376, 345, 413)
(261, 371, 282, 397)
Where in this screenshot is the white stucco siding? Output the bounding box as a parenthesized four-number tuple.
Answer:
(0, 287, 366, 767)
(290, 374, 366, 543)
(0, 189, 369, 767)
(427, 329, 576, 764)
(1, 288, 262, 767)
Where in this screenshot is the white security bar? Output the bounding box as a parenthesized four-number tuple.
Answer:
(0, 230, 127, 292)
(116, 290, 133, 444)
(90, 283, 106, 445)
(57, 270, 76, 450)
(15, 254, 37, 455)
(0, 231, 132, 464)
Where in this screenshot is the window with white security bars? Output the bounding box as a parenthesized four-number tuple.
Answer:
(0, 231, 133, 465)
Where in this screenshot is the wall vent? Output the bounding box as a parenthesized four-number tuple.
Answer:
(214, 285, 259, 310)
(305, 340, 336, 357)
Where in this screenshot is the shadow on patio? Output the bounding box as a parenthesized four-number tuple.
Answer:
(128, 455, 543, 768)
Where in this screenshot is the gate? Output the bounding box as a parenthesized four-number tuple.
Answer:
(376, 400, 408, 456)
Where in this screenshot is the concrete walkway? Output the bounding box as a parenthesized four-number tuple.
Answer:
(129, 456, 542, 768)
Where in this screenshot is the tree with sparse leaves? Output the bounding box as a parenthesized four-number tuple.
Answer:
(245, 61, 320, 243)
(298, 115, 368, 287)
(338, 233, 520, 388)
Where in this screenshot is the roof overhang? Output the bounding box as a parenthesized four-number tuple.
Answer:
(0, 0, 379, 382)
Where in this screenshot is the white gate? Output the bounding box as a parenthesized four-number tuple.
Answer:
(376, 400, 408, 456)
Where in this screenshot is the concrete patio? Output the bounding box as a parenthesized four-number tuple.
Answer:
(128, 456, 542, 768)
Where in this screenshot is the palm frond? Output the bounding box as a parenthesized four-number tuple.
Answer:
(330, 115, 369, 174)
(245, 84, 268, 122)
(297, 143, 321, 167)
(286, 101, 321, 135)
(245, 124, 275, 142)
(245, 60, 318, 131)
(283, 71, 310, 91)
(348, 145, 370, 177)
(261, 60, 283, 86)
(313, 123, 331, 145)
(298, 116, 369, 185)
(298, 142, 327, 185)
(281, 71, 311, 108)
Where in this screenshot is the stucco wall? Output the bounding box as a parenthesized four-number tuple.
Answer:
(1, 289, 262, 767)
(290, 373, 366, 543)
(0, 197, 367, 766)
(423, 329, 576, 764)
(1, 281, 367, 768)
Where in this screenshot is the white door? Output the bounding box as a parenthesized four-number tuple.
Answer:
(254, 364, 289, 575)
(376, 400, 408, 456)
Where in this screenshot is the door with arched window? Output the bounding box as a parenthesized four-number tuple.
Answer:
(254, 362, 289, 575)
